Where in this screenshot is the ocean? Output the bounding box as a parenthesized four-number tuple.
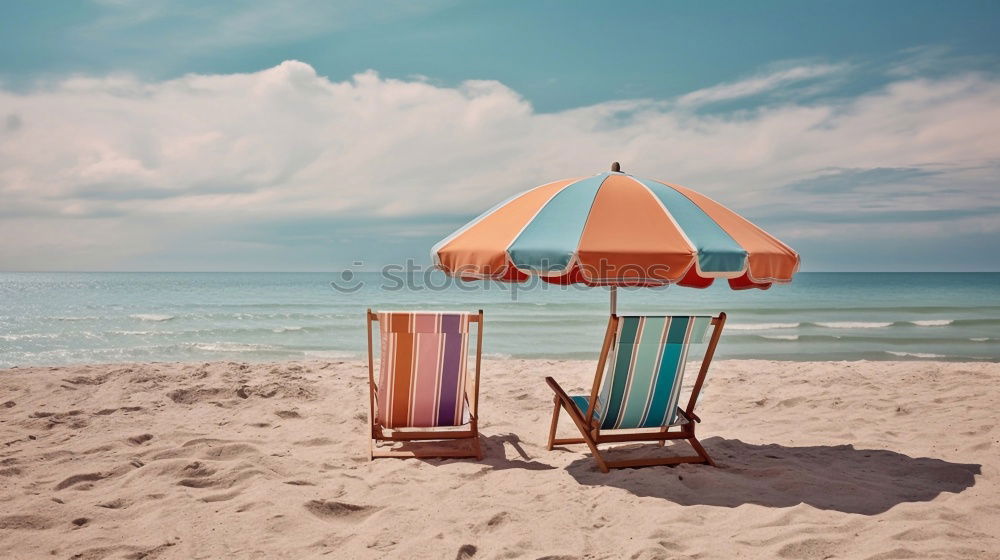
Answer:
(1, 272, 997, 367)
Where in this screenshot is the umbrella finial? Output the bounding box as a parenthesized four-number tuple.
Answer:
(611, 162, 621, 172)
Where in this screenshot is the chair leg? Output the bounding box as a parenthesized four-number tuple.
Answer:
(545, 377, 610, 473)
(546, 395, 561, 451)
(688, 436, 716, 467)
(473, 432, 483, 461)
(583, 432, 610, 473)
(559, 396, 609, 473)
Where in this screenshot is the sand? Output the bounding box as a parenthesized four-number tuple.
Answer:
(0, 358, 997, 559)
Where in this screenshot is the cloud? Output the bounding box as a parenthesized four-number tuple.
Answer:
(784, 167, 943, 193)
(81, 0, 452, 51)
(676, 63, 848, 107)
(1, 60, 999, 270)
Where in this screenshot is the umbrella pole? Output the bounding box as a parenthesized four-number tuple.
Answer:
(609, 285, 617, 315)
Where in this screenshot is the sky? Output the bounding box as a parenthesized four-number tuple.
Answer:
(1, 0, 998, 272)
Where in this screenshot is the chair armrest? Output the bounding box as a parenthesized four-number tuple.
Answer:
(545, 376, 568, 400)
(545, 377, 581, 414)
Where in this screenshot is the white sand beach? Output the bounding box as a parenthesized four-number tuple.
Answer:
(1, 359, 997, 559)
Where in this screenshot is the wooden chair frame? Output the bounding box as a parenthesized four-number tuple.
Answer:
(366, 309, 484, 460)
(545, 312, 727, 473)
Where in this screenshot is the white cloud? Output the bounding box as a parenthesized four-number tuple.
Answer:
(81, 0, 452, 51)
(676, 63, 848, 107)
(1, 60, 999, 269)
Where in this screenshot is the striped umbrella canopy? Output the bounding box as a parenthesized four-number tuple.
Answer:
(432, 163, 799, 298)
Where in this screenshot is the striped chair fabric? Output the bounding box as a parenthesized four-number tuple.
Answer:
(377, 312, 471, 429)
(574, 315, 712, 429)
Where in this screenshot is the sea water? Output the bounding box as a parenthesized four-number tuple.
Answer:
(1, 272, 998, 367)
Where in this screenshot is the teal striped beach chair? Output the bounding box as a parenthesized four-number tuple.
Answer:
(545, 313, 726, 473)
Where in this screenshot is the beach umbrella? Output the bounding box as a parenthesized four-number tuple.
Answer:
(432, 163, 799, 313)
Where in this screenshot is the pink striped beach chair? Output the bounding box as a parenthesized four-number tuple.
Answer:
(366, 309, 484, 460)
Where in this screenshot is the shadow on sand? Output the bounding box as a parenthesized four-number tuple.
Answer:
(402, 433, 556, 471)
(565, 437, 980, 515)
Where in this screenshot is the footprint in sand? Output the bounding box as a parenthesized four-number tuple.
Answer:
(55, 472, 106, 491)
(175, 460, 216, 478)
(455, 544, 477, 559)
(126, 434, 153, 446)
(96, 406, 144, 416)
(478, 511, 511, 532)
(167, 387, 230, 404)
(70, 542, 176, 560)
(63, 375, 108, 386)
(200, 489, 243, 503)
(0, 514, 55, 530)
(294, 437, 333, 447)
(304, 500, 379, 522)
(177, 465, 262, 489)
(199, 443, 258, 460)
(275, 410, 301, 419)
(96, 498, 128, 509)
(776, 538, 845, 559)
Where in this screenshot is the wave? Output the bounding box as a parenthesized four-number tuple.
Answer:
(952, 318, 1000, 326)
(885, 351, 947, 359)
(0, 332, 58, 341)
(908, 319, 954, 327)
(130, 314, 175, 322)
(727, 334, 996, 347)
(814, 321, 893, 329)
(300, 350, 356, 359)
(271, 326, 304, 333)
(715, 305, 1000, 315)
(189, 342, 282, 353)
(727, 322, 800, 331)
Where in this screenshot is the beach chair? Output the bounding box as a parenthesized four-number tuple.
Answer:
(545, 313, 726, 473)
(366, 309, 484, 460)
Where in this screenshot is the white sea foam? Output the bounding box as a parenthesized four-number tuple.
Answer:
(886, 351, 946, 358)
(130, 313, 175, 322)
(0, 333, 58, 341)
(727, 322, 800, 331)
(970, 337, 991, 342)
(191, 342, 279, 352)
(301, 350, 356, 359)
(761, 335, 799, 341)
(815, 321, 892, 329)
(272, 326, 304, 333)
(909, 319, 954, 326)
